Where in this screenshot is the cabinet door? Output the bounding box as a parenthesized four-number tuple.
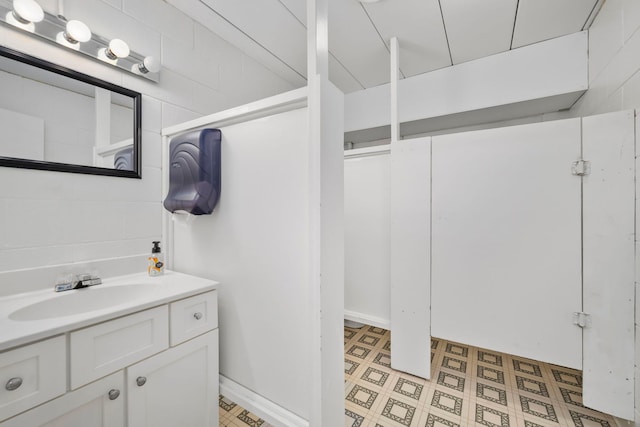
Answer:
(0, 372, 124, 427)
(127, 330, 219, 427)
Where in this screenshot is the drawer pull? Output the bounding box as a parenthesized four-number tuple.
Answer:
(136, 376, 147, 387)
(108, 389, 120, 400)
(193, 312, 203, 320)
(5, 377, 23, 391)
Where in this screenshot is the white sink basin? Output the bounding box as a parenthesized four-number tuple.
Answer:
(9, 284, 160, 321)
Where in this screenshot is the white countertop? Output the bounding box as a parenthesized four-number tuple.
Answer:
(0, 271, 218, 352)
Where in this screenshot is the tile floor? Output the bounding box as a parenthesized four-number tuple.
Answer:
(344, 325, 615, 427)
(218, 325, 616, 427)
(219, 395, 274, 427)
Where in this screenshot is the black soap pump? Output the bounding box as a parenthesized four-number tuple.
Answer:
(148, 241, 165, 276)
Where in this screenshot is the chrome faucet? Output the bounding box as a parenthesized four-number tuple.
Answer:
(54, 273, 102, 292)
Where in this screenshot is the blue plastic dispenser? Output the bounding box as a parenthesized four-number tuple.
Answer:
(163, 128, 221, 215)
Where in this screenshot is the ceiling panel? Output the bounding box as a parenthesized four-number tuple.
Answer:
(327, 0, 392, 88)
(362, 0, 451, 78)
(199, 0, 307, 76)
(277, 0, 306, 25)
(440, 0, 517, 64)
(329, 55, 365, 93)
(512, 0, 598, 48)
(276, 0, 365, 92)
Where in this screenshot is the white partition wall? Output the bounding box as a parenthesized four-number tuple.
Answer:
(344, 147, 391, 328)
(582, 111, 635, 420)
(390, 137, 431, 379)
(162, 87, 344, 426)
(431, 119, 583, 369)
(168, 103, 311, 422)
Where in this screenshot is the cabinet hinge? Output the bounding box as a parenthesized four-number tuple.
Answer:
(573, 312, 591, 328)
(571, 160, 591, 176)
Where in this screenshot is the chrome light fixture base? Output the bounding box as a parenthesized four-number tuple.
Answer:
(0, 0, 160, 82)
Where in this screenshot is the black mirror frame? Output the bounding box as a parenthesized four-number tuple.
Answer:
(0, 45, 142, 179)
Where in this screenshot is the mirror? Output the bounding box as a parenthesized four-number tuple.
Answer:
(0, 45, 141, 178)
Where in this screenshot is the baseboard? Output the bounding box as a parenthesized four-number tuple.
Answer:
(219, 375, 309, 427)
(344, 310, 390, 330)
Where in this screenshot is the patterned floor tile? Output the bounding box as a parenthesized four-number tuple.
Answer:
(568, 410, 612, 426)
(380, 397, 417, 426)
(437, 371, 466, 393)
(515, 376, 550, 398)
(518, 396, 558, 423)
(345, 408, 366, 427)
(478, 350, 503, 367)
(475, 403, 511, 427)
(477, 365, 505, 385)
(477, 382, 508, 406)
(346, 358, 362, 376)
(219, 327, 618, 427)
(445, 342, 469, 358)
(442, 356, 467, 374)
(347, 384, 381, 410)
(373, 351, 392, 368)
(431, 390, 464, 416)
(425, 412, 460, 427)
(393, 377, 424, 400)
(362, 367, 390, 387)
(348, 344, 373, 360)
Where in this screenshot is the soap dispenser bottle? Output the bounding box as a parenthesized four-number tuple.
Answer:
(148, 241, 165, 276)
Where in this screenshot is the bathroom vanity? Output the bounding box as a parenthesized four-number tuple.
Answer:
(0, 271, 219, 427)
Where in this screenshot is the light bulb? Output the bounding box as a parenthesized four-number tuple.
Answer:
(5, 0, 43, 32)
(139, 56, 160, 74)
(56, 20, 91, 50)
(12, 0, 43, 23)
(106, 39, 129, 59)
(65, 20, 91, 43)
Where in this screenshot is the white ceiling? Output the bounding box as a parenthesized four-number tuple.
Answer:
(169, 0, 602, 94)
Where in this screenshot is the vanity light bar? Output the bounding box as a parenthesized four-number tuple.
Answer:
(0, 0, 159, 82)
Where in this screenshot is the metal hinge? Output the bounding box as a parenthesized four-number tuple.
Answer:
(571, 160, 591, 176)
(573, 312, 591, 328)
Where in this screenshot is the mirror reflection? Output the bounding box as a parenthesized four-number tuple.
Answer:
(0, 46, 141, 178)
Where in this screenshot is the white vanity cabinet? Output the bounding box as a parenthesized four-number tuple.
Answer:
(1, 372, 125, 427)
(0, 289, 219, 427)
(128, 330, 219, 426)
(0, 336, 66, 422)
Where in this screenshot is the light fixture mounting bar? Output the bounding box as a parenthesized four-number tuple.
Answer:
(0, 0, 159, 82)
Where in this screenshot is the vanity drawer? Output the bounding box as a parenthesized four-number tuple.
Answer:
(70, 306, 169, 389)
(170, 291, 218, 346)
(0, 335, 66, 422)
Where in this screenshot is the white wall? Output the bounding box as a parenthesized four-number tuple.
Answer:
(0, 0, 294, 281)
(569, 1, 640, 424)
(171, 106, 312, 420)
(344, 151, 390, 327)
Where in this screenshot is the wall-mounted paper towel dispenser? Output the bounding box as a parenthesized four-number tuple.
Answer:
(163, 128, 221, 215)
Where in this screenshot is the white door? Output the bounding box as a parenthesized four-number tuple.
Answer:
(390, 138, 431, 379)
(581, 111, 635, 420)
(431, 119, 583, 369)
(0, 372, 125, 427)
(127, 330, 219, 427)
